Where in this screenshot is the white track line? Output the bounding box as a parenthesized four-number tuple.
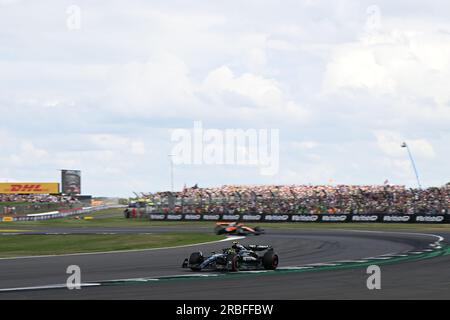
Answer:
(0, 283, 101, 292)
(306, 263, 341, 267)
(338, 229, 444, 244)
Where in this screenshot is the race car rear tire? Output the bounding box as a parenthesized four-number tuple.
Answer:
(189, 252, 204, 271)
(254, 226, 263, 235)
(214, 226, 226, 235)
(262, 250, 279, 270)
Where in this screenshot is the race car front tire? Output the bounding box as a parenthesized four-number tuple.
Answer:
(189, 252, 204, 271)
(226, 254, 240, 272)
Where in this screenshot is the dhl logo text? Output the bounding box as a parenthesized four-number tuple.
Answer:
(9, 185, 45, 192)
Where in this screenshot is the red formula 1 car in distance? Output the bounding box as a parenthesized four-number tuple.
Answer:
(214, 222, 264, 236)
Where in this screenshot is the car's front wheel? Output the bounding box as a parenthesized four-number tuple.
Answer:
(226, 254, 240, 271)
(189, 252, 204, 271)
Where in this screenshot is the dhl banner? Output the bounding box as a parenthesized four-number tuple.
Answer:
(0, 183, 60, 194)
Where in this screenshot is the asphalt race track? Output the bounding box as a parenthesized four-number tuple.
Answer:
(0, 227, 449, 299)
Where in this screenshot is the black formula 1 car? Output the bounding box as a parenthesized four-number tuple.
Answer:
(182, 241, 279, 272)
(214, 222, 264, 236)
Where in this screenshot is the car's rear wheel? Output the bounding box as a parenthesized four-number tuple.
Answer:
(214, 226, 226, 235)
(262, 250, 279, 270)
(189, 252, 204, 271)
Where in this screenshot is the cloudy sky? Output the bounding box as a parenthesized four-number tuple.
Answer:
(0, 0, 449, 196)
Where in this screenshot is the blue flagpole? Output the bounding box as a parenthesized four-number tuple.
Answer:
(402, 142, 422, 189)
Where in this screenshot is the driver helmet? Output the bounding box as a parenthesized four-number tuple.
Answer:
(231, 241, 244, 251)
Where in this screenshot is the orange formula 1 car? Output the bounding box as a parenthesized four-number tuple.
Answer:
(214, 222, 264, 236)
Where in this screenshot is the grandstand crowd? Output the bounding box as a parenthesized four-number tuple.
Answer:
(143, 184, 450, 215)
(0, 194, 78, 204)
(0, 194, 80, 215)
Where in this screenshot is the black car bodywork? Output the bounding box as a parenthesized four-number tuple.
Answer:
(182, 243, 279, 272)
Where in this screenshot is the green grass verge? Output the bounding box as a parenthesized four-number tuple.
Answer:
(0, 233, 224, 258)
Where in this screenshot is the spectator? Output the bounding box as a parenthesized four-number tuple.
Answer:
(137, 184, 450, 216)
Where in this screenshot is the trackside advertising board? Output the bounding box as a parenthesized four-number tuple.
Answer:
(147, 213, 450, 224)
(0, 183, 60, 194)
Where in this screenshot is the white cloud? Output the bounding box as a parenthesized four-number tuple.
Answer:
(89, 134, 147, 156)
(291, 141, 318, 150)
(324, 25, 450, 106)
(8, 142, 48, 167)
(131, 141, 146, 155)
(202, 66, 309, 124)
(104, 54, 197, 117)
(324, 43, 395, 94)
(375, 131, 436, 159)
(203, 66, 283, 108)
(0, 0, 21, 5)
(1, 1, 449, 195)
(280, 162, 336, 185)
